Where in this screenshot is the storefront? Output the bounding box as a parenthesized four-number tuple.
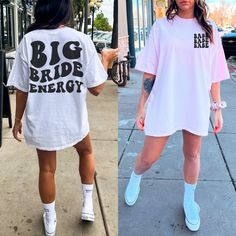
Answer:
(131, 0, 169, 52)
(0, 0, 33, 52)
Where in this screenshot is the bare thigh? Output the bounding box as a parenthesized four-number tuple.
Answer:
(140, 135, 170, 164)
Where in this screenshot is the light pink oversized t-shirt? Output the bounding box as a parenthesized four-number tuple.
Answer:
(135, 15, 230, 136)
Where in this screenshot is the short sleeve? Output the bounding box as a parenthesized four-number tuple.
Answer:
(7, 40, 29, 92)
(210, 21, 230, 83)
(135, 21, 159, 75)
(83, 36, 108, 88)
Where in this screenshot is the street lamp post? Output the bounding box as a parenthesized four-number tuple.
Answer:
(88, 0, 102, 41)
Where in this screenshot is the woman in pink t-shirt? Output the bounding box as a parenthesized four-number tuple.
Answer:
(125, 0, 229, 232)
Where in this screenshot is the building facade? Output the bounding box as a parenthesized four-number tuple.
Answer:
(0, 0, 33, 52)
(127, 0, 236, 67)
(131, 0, 169, 52)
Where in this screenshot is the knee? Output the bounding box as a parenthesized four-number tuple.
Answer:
(40, 166, 56, 175)
(183, 148, 200, 161)
(139, 156, 154, 169)
(75, 146, 93, 157)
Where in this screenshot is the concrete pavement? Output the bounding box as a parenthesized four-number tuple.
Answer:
(0, 81, 117, 236)
(118, 58, 236, 236)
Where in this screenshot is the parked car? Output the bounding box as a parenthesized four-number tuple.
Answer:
(224, 26, 235, 34)
(94, 40, 111, 53)
(217, 27, 225, 37)
(221, 29, 236, 59)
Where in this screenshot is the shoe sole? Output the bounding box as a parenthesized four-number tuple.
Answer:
(124, 187, 140, 206)
(184, 204, 200, 232)
(81, 213, 95, 222)
(43, 214, 56, 236)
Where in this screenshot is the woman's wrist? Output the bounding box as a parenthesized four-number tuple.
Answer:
(210, 101, 227, 112)
(15, 117, 22, 122)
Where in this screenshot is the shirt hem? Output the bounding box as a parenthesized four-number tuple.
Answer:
(144, 126, 209, 137)
(86, 73, 108, 88)
(134, 67, 156, 76)
(7, 82, 28, 93)
(25, 131, 90, 151)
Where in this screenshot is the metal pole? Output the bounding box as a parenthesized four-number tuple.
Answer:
(0, 50, 4, 147)
(136, 0, 141, 50)
(111, 0, 118, 49)
(84, 0, 89, 34)
(91, 6, 94, 41)
(142, 0, 146, 45)
(126, 0, 136, 67)
(0, 4, 4, 49)
(151, 0, 154, 24)
(14, 0, 19, 47)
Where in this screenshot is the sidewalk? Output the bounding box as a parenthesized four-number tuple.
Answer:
(0, 81, 117, 236)
(118, 59, 236, 236)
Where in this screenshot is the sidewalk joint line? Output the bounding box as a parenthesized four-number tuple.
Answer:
(118, 123, 136, 166)
(210, 118, 236, 192)
(118, 177, 231, 182)
(94, 173, 110, 236)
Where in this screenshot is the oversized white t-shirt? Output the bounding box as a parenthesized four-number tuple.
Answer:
(135, 15, 230, 137)
(7, 27, 107, 150)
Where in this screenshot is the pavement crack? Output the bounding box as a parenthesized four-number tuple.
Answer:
(210, 118, 236, 192)
(94, 173, 110, 236)
(118, 123, 136, 166)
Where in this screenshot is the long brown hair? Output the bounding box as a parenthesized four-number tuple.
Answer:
(166, 0, 214, 43)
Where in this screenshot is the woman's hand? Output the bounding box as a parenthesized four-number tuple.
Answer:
(101, 48, 118, 62)
(136, 108, 146, 131)
(12, 120, 23, 142)
(213, 110, 223, 134)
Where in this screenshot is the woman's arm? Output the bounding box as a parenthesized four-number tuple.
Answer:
(13, 89, 28, 142)
(88, 48, 118, 96)
(136, 72, 156, 130)
(210, 82, 221, 102)
(210, 82, 223, 133)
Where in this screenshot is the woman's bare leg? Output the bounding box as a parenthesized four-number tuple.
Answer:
(182, 130, 202, 184)
(73, 134, 95, 184)
(73, 134, 95, 221)
(125, 135, 169, 206)
(182, 129, 202, 232)
(134, 135, 170, 174)
(37, 149, 57, 203)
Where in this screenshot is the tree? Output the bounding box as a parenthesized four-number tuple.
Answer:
(73, 0, 86, 31)
(94, 13, 112, 31)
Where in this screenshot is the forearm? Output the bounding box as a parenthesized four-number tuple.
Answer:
(15, 89, 28, 121)
(138, 73, 156, 109)
(101, 57, 110, 72)
(210, 82, 221, 102)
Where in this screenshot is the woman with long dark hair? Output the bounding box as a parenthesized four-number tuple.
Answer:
(125, 0, 229, 232)
(7, 0, 117, 235)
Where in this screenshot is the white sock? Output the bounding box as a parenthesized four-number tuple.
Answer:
(184, 182, 197, 206)
(82, 184, 93, 212)
(43, 201, 56, 219)
(131, 171, 142, 183)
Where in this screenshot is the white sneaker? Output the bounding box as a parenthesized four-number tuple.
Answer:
(183, 202, 200, 232)
(43, 212, 57, 236)
(81, 202, 95, 222)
